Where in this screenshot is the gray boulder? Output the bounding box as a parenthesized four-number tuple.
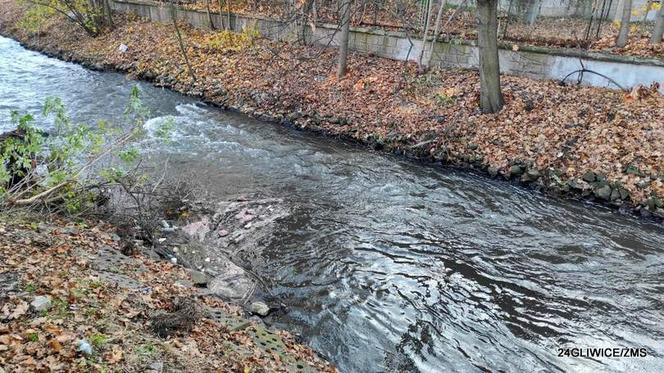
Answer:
(249, 301, 270, 317)
(30, 295, 52, 312)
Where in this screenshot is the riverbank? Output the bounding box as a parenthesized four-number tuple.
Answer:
(0, 212, 336, 371)
(0, 0, 662, 220)
(181, 0, 664, 59)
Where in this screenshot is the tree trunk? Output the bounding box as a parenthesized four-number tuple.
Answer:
(217, 0, 226, 29)
(525, 0, 541, 25)
(337, 0, 351, 78)
(616, 0, 632, 47)
(205, 0, 214, 29)
(477, 0, 503, 114)
(652, 3, 664, 43)
(425, 0, 448, 67)
(301, 0, 316, 45)
(642, 0, 652, 24)
(169, 1, 197, 86)
(104, 0, 114, 28)
(417, 0, 435, 69)
(226, 0, 233, 31)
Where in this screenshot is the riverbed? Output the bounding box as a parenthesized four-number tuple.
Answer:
(1, 36, 663, 372)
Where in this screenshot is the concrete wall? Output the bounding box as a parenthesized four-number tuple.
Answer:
(447, 0, 659, 21)
(110, 0, 664, 92)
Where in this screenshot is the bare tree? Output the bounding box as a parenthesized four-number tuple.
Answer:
(525, 0, 542, 25)
(642, 0, 652, 24)
(423, 0, 447, 68)
(205, 0, 215, 29)
(417, 0, 434, 69)
(616, 0, 632, 47)
(337, 0, 352, 78)
(226, 0, 233, 30)
(169, 1, 197, 86)
(27, 0, 113, 36)
(652, 2, 664, 44)
(477, 0, 503, 113)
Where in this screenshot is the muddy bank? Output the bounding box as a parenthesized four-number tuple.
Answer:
(0, 0, 662, 222)
(0, 212, 336, 372)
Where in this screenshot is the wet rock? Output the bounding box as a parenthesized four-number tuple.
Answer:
(567, 178, 588, 191)
(521, 168, 540, 182)
(610, 188, 621, 201)
(249, 301, 270, 317)
(582, 171, 596, 183)
(594, 185, 612, 200)
(209, 260, 254, 301)
(654, 208, 664, 219)
(646, 197, 663, 210)
(618, 187, 630, 200)
(30, 295, 51, 312)
(487, 166, 499, 177)
(189, 270, 209, 287)
(509, 165, 523, 177)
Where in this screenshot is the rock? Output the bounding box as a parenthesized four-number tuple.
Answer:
(148, 361, 164, 373)
(610, 188, 621, 201)
(433, 115, 446, 123)
(37, 223, 52, 233)
(209, 260, 255, 301)
(118, 43, 128, 53)
(76, 339, 93, 355)
(582, 171, 596, 183)
(654, 208, 664, 219)
(487, 166, 499, 177)
(521, 168, 540, 182)
(182, 218, 210, 242)
(189, 270, 208, 287)
(61, 226, 79, 235)
(160, 220, 170, 229)
(618, 187, 630, 200)
(594, 185, 612, 200)
(249, 301, 270, 316)
(30, 295, 51, 312)
(646, 197, 662, 210)
(467, 143, 478, 150)
(509, 165, 523, 177)
(567, 179, 588, 191)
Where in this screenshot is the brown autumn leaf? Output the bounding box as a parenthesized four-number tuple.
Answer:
(105, 345, 124, 363)
(8, 300, 28, 320)
(48, 338, 63, 352)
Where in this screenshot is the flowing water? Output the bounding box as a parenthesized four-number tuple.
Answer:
(1, 36, 663, 373)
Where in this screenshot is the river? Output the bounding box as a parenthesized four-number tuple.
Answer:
(1, 36, 663, 373)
